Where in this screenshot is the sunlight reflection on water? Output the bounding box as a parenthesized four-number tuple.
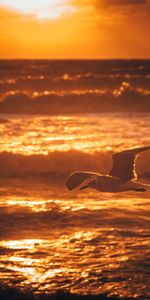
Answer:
(0, 184, 149, 298)
(0, 113, 150, 155)
(0, 113, 149, 298)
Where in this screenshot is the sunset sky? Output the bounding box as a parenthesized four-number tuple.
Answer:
(0, 0, 150, 59)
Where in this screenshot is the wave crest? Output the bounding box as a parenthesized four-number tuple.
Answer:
(0, 150, 149, 179)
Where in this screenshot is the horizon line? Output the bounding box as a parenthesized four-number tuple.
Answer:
(0, 57, 150, 60)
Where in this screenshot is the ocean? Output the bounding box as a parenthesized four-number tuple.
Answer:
(0, 60, 150, 300)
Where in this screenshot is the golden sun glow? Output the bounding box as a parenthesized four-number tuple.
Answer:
(0, 0, 74, 20)
(0, 0, 149, 58)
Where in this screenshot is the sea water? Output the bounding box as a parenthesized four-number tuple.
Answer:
(0, 60, 149, 299)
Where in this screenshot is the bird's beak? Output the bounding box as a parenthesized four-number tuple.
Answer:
(80, 185, 89, 191)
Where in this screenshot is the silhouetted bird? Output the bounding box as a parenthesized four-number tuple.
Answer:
(66, 146, 150, 193)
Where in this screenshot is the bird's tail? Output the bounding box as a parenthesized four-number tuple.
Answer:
(132, 180, 150, 192)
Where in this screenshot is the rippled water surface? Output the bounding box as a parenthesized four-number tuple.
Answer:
(0, 113, 150, 154)
(0, 112, 150, 299)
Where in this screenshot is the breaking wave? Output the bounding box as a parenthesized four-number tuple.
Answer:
(0, 86, 150, 114)
(0, 58, 150, 114)
(0, 150, 149, 179)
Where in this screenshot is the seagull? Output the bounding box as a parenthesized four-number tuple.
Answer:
(66, 146, 150, 193)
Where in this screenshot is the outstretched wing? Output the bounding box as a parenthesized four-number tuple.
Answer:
(109, 146, 150, 181)
(66, 171, 100, 190)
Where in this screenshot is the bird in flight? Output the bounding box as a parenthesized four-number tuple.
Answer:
(66, 146, 150, 193)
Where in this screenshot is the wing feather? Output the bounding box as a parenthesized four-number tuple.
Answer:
(66, 171, 100, 190)
(109, 146, 150, 181)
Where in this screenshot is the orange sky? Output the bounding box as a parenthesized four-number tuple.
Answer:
(0, 0, 150, 59)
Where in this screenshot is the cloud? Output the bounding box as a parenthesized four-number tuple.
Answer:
(75, 0, 149, 14)
(99, 0, 147, 6)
